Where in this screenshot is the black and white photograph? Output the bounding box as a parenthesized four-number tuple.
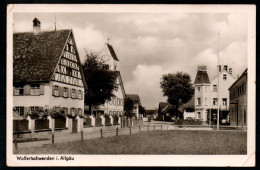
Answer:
(7, 4, 255, 167)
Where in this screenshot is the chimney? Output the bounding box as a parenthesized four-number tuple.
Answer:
(33, 18, 41, 34)
(229, 68, 232, 75)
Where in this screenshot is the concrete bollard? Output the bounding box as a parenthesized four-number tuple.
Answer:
(116, 127, 118, 136)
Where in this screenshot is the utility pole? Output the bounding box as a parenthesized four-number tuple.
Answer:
(217, 33, 220, 131)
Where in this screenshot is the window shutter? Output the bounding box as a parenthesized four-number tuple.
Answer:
(40, 85, 44, 95)
(52, 85, 55, 96)
(24, 107, 30, 115)
(75, 108, 79, 116)
(70, 88, 73, 98)
(24, 85, 30, 95)
(59, 87, 64, 97)
(75, 89, 79, 99)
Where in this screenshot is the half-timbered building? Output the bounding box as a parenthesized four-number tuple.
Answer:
(13, 18, 87, 118)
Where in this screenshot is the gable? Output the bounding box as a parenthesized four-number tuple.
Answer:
(51, 32, 86, 88)
(115, 71, 126, 98)
(211, 70, 236, 83)
(13, 30, 71, 82)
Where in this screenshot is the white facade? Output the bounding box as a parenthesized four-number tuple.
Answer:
(95, 43, 125, 116)
(194, 65, 236, 122)
(183, 110, 196, 120)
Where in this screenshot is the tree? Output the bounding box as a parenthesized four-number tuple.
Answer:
(160, 72, 194, 119)
(138, 104, 145, 116)
(82, 52, 117, 115)
(124, 97, 135, 118)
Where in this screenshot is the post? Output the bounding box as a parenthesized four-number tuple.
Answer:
(14, 138, 18, 151)
(147, 125, 149, 131)
(161, 125, 163, 131)
(81, 130, 83, 142)
(101, 115, 105, 127)
(139, 125, 141, 132)
(90, 114, 95, 127)
(52, 133, 54, 144)
(116, 127, 118, 136)
(129, 126, 131, 135)
(154, 125, 155, 130)
(110, 115, 114, 125)
(100, 129, 103, 138)
(209, 109, 211, 127)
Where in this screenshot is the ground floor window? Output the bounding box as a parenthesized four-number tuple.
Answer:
(15, 107, 24, 116)
(30, 106, 39, 112)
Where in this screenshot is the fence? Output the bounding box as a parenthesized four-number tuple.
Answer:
(105, 117, 111, 125)
(95, 116, 102, 126)
(84, 117, 92, 127)
(13, 119, 29, 132)
(35, 119, 49, 130)
(55, 119, 66, 128)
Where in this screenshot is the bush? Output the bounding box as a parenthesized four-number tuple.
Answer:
(50, 107, 66, 121)
(25, 107, 49, 119)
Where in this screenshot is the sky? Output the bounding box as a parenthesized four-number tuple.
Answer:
(13, 12, 248, 109)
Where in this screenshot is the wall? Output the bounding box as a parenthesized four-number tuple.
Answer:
(183, 110, 196, 120)
(210, 70, 236, 110)
(13, 83, 50, 107)
(229, 74, 247, 126)
(49, 81, 84, 114)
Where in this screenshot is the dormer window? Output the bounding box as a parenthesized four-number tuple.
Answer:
(224, 65, 228, 71)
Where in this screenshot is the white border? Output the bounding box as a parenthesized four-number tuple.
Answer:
(6, 4, 256, 167)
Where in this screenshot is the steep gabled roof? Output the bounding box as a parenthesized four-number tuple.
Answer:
(126, 94, 140, 103)
(194, 70, 210, 84)
(13, 29, 71, 82)
(228, 68, 248, 90)
(210, 69, 236, 82)
(159, 102, 172, 109)
(182, 96, 194, 109)
(106, 43, 119, 61)
(114, 71, 126, 98)
(145, 109, 157, 115)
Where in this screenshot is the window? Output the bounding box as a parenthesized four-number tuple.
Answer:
(30, 106, 39, 112)
(54, 86, 59, 96)
(196, 98, 201, 106)
(213, 98, 218, 105)
(224, 65, 228, 71)
(15, 107, 24, 116)
(14, 86, 24, 95)
(71, 108, 75, 116)
(78, 90, 82, 99)
(114, 84, 119, 91)
(78, 108, 82, 116)
(223, 74, 227, 80)
(213, 85, 217, 92)
(218, 65, 221, 72)
(198, 112, 201, 119)
(222, 98, 227, 106)
(30, 84, 40, 95)
(71, 89, 76, 98)
(109, 100, 112, 105)
(64, 88, 68, 97)
(205, 98, 208, 106)
(197, 87, 200, 92)
(229, 68, 232, 74)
